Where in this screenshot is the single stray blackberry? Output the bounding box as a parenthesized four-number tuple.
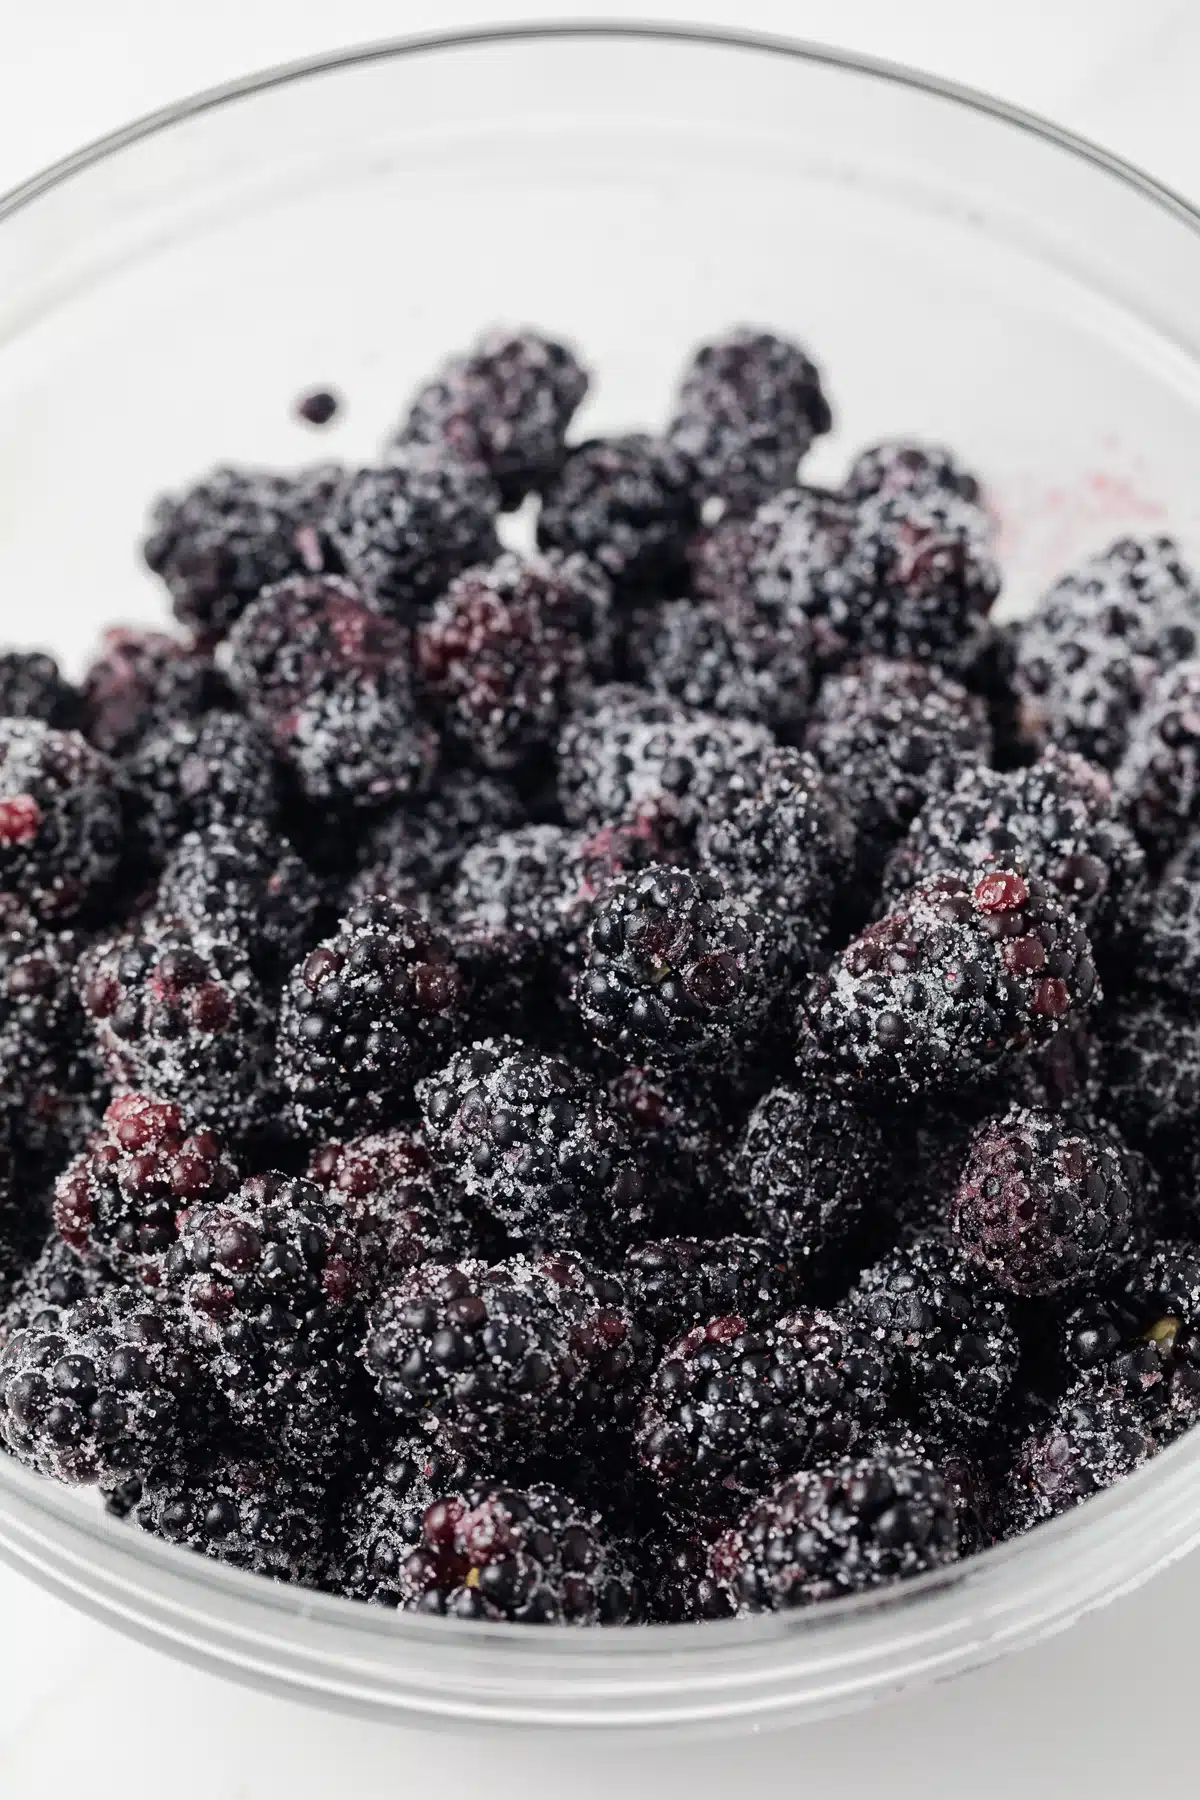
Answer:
(1011, 1379, 1159, 1526)
(417, 1038, 645, 1246)
(666, 328, 831, 517)
(0, 651, 78, 727)
(79, 628, 219, 759)
(952, 1105, 1142, 1297)
(0, 720, 122, 920)
(801, 870, 1100, 1099)
(132, 1444, 328, 1584)
(537, 435, 699, 592)
(276, 898, 466, 1137)
(841, 439, 982, 507)
(578, 864, 784, 1073)
(622, 1236, 788, 1349)
(327, 450, 499, 619)
(710, 1446, 958, 1612)
(847, 1233, 1019, 1440)
(394, 327, 589, 507)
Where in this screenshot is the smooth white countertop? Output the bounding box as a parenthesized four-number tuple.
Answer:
(1, 3, 1198, 1793)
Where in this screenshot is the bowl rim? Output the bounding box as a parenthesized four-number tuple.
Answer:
(1, 17, 1199, 1718)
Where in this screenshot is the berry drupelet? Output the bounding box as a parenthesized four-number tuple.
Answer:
(156, 820, 324, 985)
(416, 551, 611, 771)
(537, 435, 699, 593)
(801, 870, 1100, 1100)
(327, 449, 499, 619)
(79, 627, 219, 759)
(394, 327, 589, 508)
(952, 1104, 1143, 1297)
(124, 711, 280, 866)
(275, 898, 466, 1138)
(131, 1444, 329, 1584)
(53, 1092, 239, 1277)
(0, 720, 122, 921)
(710, 1445, 958, 1612)
(417, 1037, 645, 1247)
(577, 864, 784, 1074)
(666, 328, 831, 518)
(622, 1236, 789, 1350)
(841, 438, 982, 507)
(0, 651, 78, 728)
(143, 462, 341, 643)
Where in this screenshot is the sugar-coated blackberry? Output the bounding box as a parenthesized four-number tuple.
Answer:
(275, 898, 465, 1138)
(0, 1233, 114, 1350)
(730, 1084, 887, 1278)
(537, 435, 699, 591)
(711, 1446, 958, 1612)
(952, 1105, 1143, 1297)
(416, 551, 610, 770)
(801, 870, 1100, 1099)
(0, 721, 121, 921)
(0, 651, 78, 727)
(80, 912, 274, 1130)
(222, 575, 437, 811)
(79, 628, 219, 759)
(156, 820, 323, 984)
(687, 515, 758, 607)
(307, 1129, 482, 1284)
(350, 772, 525, 911)
(394, 327, 589, 508)
(132, 1444, 328, 1584)
(0, 1285, 199, 1483)
(696, 747, 852, 975)
(124, 711, 280, 867)
(841, 438, 982, 507)
(163, 1172, 366, 1442)
(635, 1308, 892, 1522)
(1134, 830, 1200, 1002)
(143, 462, 341, 643)
(1059, 1239, 1200, 1432)
(1014, 535, 1200, 770)
(1099, 1001, 1200, 1204)
(606, 1065, 735, 1229)
(336, 1429, 481, 1603)
(882, 750, 1146, 959)
(369, 1481, 643, 1622)
(666, 328, 831, 517)
(578, 864, 784, 1074)
(745, 485, 858, 670)
(535, 1249, 648, 1429)
(417, 1038, 645, 1246)
(1011, 1379, 1158, 1525)
(847, 1233, 1019, 1439)
(53, 1092, 239, 1276)
(557, 684, 771, 844)
(1117, 659, 1200, 865)
(327, 450, 499, 619)
(805, 659, 992, 879)
(631, 593, 815, 739)
(0, 911, 89, 1144)
(622, 1236, 788, 1349)
(639, 1522, 735, 1622)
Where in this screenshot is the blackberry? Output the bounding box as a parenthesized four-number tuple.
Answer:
(1134, 830, 1200, 1001)
(350, 772, 525, 911)
(745, 485, 859, 671)
(578, 864, 784, 1073)
(53, 1092, 239, 1276)
(370, 1481, 642, 1622)
(222, 575, 437, 810)
(805, 659, 992, 881)
(416, 552, 610, 770)
(0, 721, 121, 921)
(131, 1444, 328, 1583)
(710, 1447, 958, 1612)
(336, 1429, 480, 1603)
(361, 1257, 583, 1450)
(556, 684, 771, 845)
(156, 820, 323, 984)
(307, 1129, 480, 1283)
(162, 1172, 366, 1443)
(536, 1249, 647, 1428)
(537, 435, 699, 592)
(1099, 1001, 1200, 1202)
(79, 912, 275, 1130)
(0, 1285, 199, 1483)
(622, 1236, 788, 1349)
(394, 327, 588, 508)
(327, 450, 499, 618)
(696, 747, 852, 974)
(882, 751, 1147, 959)
(0, 651, 78, 727)
(0, 1233, 114, 1347)
(1011, 1379, 1159, 1525)
(606, 1065, 735, 1229)
(730, 1084, 887, 1278)
(635, 1308, 892, 1522)
(296, 388, 340, 427)
(275, 898, 466, 1137)
(143, 462, 342, 643)
(1117, 659, 1200, 864)
(124, 710, 279, 869)
(0, 912, 89, 1147)
(953, 1105, 1142, 1298)
(847, 1233, 1019, 1439)
(1060, 1240, 1200, 1425)
(631, 594, 815, 738)
(639, 1522, 734, 1622)
(1014, 535, 1200, 770)
(666, 328, 831, 517)
(842, 438, 982, 507)
(801, 870, 1100, 1099)
(417, 1038, 645, 1246)
(79, 628, 219, 759)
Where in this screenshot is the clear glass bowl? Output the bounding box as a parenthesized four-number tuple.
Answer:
(1, 22, 1200, 1734)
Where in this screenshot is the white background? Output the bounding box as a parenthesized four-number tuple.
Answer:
(1, 3, 1199, 1795)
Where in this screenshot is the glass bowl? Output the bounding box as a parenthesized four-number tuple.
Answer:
(1, 21, 1200, 1735)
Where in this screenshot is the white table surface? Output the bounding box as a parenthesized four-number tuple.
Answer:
(2, 2, 1199, 1793)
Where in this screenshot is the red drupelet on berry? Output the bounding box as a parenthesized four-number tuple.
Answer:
(335, 1429, 482, 1604)
(79, 628, 220, 759)
(327, 449, 499, 619)
(537, 435, 699, 593)
(307, 1128, 490, 1286)
(0, 721, 122, 921)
